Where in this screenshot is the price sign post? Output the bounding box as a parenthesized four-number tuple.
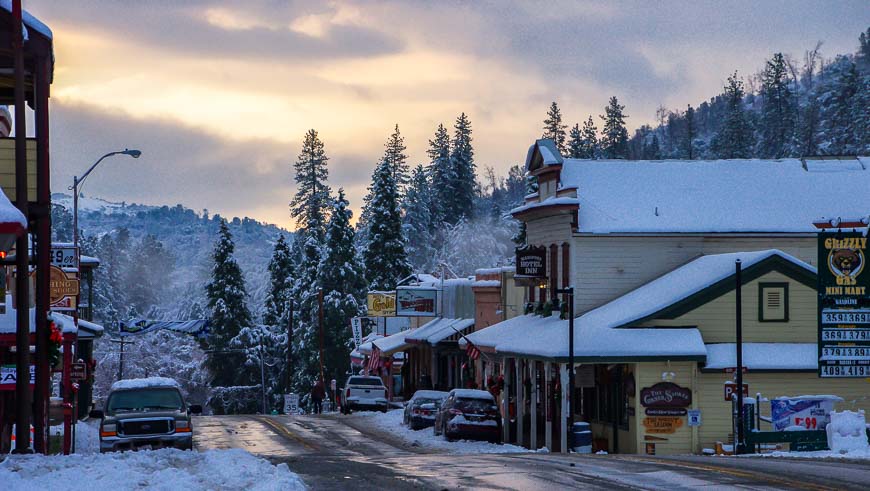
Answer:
(818, 231, 870, 378)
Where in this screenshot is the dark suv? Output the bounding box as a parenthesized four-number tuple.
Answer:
(91, 377, 201, 453)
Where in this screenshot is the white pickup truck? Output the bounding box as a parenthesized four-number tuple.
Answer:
(341, 376, 388, 414)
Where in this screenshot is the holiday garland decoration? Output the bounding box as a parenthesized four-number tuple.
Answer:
(48, 320, 62, 368)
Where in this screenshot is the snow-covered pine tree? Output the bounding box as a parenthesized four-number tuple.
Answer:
(290, 129, 331, 243)
(818, 56, 860, 155)
(204, 220, 254, 390)
(580, 116, 599, 159)
(318, 189, 367, 385)
(402, 165, 437, 271)
(759, 53, 797, 158)
(262, 234, 294, 327)
(711, 72, 754, 159)
(364, 158, 411, 291)
(600, 97, 629, 159)
(683, 105, 696, 159)
(450, 113, 476, 222)
(542, 101, 568, 154)
(383, 124, 410, 196)
(567, 124, 583, 158)
(287, 227, 324, 395)
(427, 123, 452, 227)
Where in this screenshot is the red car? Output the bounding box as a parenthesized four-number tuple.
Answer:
(433, 389, 501, 443)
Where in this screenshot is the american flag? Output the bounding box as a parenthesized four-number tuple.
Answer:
(367, 345, 382, 373)
(466, 340, 481, 361)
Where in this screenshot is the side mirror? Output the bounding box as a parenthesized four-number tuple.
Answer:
(189, 404, 203, 414)
(89, 409, 104, 419)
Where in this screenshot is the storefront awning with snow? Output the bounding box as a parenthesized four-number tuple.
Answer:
(462, 249, 816, 363)
(0, 187, 25, 252)
(406, 318, 474, 346)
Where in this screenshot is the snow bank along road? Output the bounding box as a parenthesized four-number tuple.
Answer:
(194, 414, 870, 490)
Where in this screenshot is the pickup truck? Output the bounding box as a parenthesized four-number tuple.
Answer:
(90, 377, 202, 453)
(341, 375, 388, 414)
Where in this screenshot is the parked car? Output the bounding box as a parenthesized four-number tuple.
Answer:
(341, 375, 388, 414)
(90, 377, 202, 453)
(433, 389, 501, 443)
(403, 390, 449, 430)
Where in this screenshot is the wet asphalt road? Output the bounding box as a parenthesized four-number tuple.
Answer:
(193, 414, 870, 490)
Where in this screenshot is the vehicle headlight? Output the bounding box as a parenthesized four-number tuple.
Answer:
(100, 424, 116, 437)
(176, 420, 189, 429)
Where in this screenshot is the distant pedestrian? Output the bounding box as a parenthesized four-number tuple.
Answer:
(311, 380, 326, 414)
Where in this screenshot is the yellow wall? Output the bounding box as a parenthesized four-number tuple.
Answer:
(0, 138, 37, 202)
(633, 361, 696, 456)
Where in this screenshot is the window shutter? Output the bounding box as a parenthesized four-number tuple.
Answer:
(761, 285, 787, 321)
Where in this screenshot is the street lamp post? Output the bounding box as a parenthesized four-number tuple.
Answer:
(70, 149, 141, 251)
(555, 286, 575, 444)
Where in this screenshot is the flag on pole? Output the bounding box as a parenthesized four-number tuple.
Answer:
(466, 340, 481, 361)
(367, 345, 382, 373)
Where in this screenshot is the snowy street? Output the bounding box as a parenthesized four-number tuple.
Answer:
(192, 413, 870, 490)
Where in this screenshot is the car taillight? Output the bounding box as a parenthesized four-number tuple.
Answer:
(346, 388, 350, 398)
(412, 409, 421, 415)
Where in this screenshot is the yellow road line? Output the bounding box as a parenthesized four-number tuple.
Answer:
(255, 415, 318, 451)
(611, 455, 836, 491)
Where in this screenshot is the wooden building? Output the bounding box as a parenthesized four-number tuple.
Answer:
(464, 139, 870, 454)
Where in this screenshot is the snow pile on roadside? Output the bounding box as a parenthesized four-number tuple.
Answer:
(354, 409, 530, 454)
(47, 420, 101, 454)
(826, 410, 869, 454)
(0, 448, 306, 490)
(752, 448, 870, 460)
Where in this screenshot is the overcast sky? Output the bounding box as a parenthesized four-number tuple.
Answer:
(29, 0, 870, 230)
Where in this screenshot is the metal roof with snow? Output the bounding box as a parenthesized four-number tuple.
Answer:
(406, 318, 474, 345)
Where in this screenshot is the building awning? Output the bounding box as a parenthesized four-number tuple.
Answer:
(0, 188, 26, 252)
(357, 333, 385, 356)
(704, 343, 817, 371)
(370, 327, 420, 356)
(406, 318, 474, 346)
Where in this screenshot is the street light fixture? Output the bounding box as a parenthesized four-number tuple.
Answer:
(69, 149, 142, 252)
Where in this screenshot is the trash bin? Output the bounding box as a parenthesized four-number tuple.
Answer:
(571, 422, 592, 453)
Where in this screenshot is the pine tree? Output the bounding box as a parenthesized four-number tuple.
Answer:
(599, 97, 629, 159)
(580, 116, 599, 159)
(363, 159, 411, 291)
(542, 101, 568, 154)
(204, 220, 253, 389)
(262, 234, 294, 327)
(759, 53, 797, 158)
(290, 129, 331, 243)
(382, 124, 410, 195)
(287, 227, 323, 394)
(427, 123, 452, 226)
(683, 105, 696, 159)
(450, 113, 476, 222)
(711, 72, 754, 159)
(318, 189, 367, 384)
(402, 165, 437, 271)
(819, 57, 860, 154)
(857, 27, 870, 73)
(567, 124, 583, 158)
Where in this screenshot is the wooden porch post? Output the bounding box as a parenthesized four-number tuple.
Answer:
(530, 361, 538, 449)
(560, 363, 569, 453)
(545, 363, 552, 451)
(502, 358, 511, 443)
(516, 358, 525, 447)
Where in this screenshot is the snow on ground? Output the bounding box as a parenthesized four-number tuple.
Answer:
(1, 448, 306, 491)
(353, 409, 530, 454)
(746, 448, 870, 460)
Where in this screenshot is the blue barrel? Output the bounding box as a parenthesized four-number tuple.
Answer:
(571, 422, 592, 453)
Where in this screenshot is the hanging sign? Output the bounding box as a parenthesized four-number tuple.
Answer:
(645, 408, 687, 417)
(642, 416, 683, 434)
(49, 266, 79, 312)
(350, 317, 363, 348)
(640, 382, 692, 408)
(723, 381, 749, 401)
(515, 246, 547, 278)
(366, 292, 396, 317)
(51, 244, 78, 269)
(818, 231, 870, 377)
(0, 364, 35, 390)
(396, 287, 438, 316)
(70, 362, 88, 382)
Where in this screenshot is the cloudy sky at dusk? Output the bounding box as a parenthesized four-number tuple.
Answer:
(29, 0, 870, 229)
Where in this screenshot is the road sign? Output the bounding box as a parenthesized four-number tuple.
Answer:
(687, 409, 702, 427)
(51, 244, 78, 269)
(70, 362, 87, 381)
(350, 317, 363, 348)
(283, 393, 299, 414)
(723, 381, 749, 401)
(818, 231, 870, 378)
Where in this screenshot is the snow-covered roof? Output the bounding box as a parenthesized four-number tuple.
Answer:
(370, 328, 419, 356)
(526, 139, 563, 168)
(544, 156, 870, 233)
(474, 266, 514, 275)
(406, 318, 474, 345)
(510, 196, 579, 216)
(451, 389, 496, 400)
(471, 280, 500, 288)
(0, 186, 26, 230)
(465, 250, 813, 362)
(0, 0, 54, 40)
(705, 343, 818, 370)
(0, 299, 97, 336)
(111, 377, 180, 391)
(52, 313, 104, 338)
(357, 333, 385, 355)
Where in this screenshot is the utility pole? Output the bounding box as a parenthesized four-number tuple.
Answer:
(735, 259, 746, 455)
(286, 302, 294, 395)
(110, 338, 131, 381)
(318, 289, 325, 383)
